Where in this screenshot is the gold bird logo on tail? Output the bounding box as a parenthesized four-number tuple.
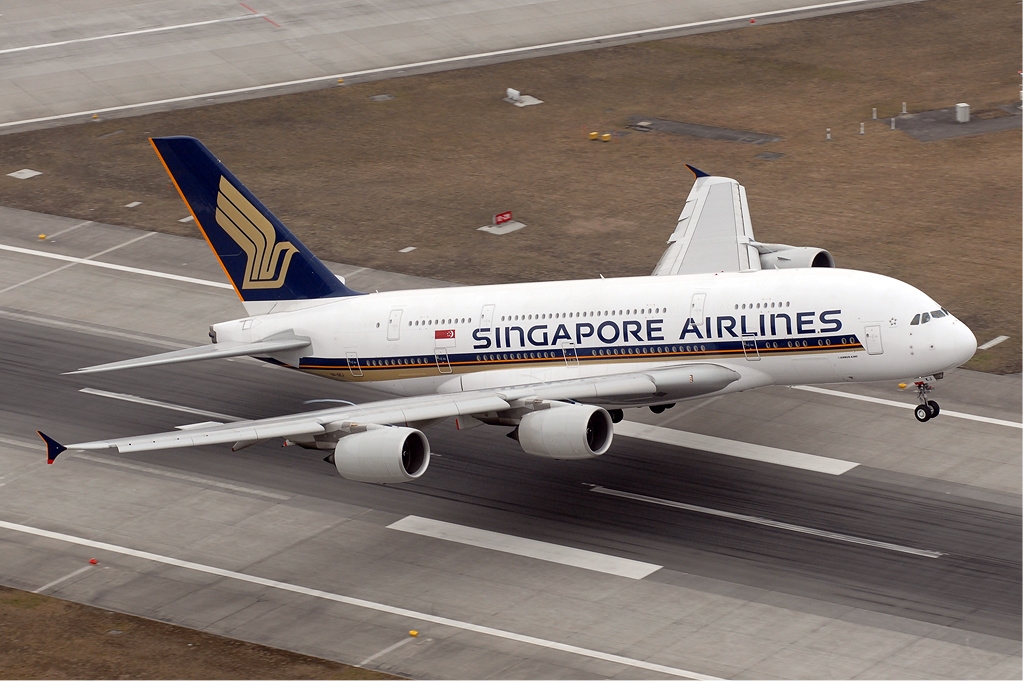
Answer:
(216, 176, 298, 289)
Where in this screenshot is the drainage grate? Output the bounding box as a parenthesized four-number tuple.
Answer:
(628, 116, 781, 144)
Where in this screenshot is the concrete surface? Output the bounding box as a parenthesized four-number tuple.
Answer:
(0, 0, 922, 132)
(0, 208, 1019, 679)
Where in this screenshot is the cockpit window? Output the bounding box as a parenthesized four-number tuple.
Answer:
(941, 307, 949, 315)
(910, 314, 921, 325)
(930, 309, 946, 319)
(921, 312, 931, 323)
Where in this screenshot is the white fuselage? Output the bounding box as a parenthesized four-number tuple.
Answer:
(213, 268, 976, 406)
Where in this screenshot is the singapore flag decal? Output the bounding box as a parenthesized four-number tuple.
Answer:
(435, 329, 455, 340)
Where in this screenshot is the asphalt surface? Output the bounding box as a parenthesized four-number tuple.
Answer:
(8, 316, 1020, 642)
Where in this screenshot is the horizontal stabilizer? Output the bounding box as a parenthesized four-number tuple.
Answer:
(66, 336, 310, 375)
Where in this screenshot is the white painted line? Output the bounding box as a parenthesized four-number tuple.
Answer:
(79, 388, 243, 422)
(0, 243, 233, 290)
(792, 386, 1023, 429)
(978, 335, 1009, 350)
(0, 435, 40, 450)
(74, 453, 290, 500)
(42, 220, 93, 240)
(0, 232, 155, 295)
(0, 308, 189, 351)
(124, 201, 142, 208)
(178, 215, 194, 223)
(33, 565, 94, 593)
(359, 636, 415, 667)
(389, 515, 661, 579)
(591, 486, 945, 558)
(614, 421, 858, 475)
(0, 0, 885, 131)
(0, 15, 264, 55)
(398, 246, 416, 253)
(0, 520, 718, 680)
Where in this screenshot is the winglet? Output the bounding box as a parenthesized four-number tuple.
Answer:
(686, 164, 711, 178)
(37, 431, 68, 464)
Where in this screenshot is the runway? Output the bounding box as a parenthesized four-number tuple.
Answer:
(0, 210, 1020, 678)
(0, 0, 921, 132)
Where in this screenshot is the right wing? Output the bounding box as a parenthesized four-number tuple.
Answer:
(651, 166, 761, 276)
(40, 363, 741, 461)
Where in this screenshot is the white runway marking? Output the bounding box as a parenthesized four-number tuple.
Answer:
(33, 565, 93, 593)
(792, 385, 1023, 429)
(0, 233, 154, 295)
(74, 453, 290, 500)
(0, 243, 233, 290)
(0, 520, 718, 680)
(0, 15, 264, 55)
(79, 388, 242, 422)
(978, 335, 1009, 350)
(0, 0, 887, 131)
(359, 636, 416, 667)
(590, 486, 945, 558)
(614, 421, 858, 475)
(388, 515, 661, 579)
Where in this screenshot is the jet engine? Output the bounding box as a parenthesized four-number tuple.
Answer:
(755, 243, 835, 269)
(517, 404, 614, 460)
(333, 427, 430, 483)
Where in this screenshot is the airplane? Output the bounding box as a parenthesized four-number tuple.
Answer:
(38, 136, 978, 483)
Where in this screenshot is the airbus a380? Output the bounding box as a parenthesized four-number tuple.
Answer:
(38, 137, 977, 484)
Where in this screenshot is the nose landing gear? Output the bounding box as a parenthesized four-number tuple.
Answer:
(912, 380, 940, 422)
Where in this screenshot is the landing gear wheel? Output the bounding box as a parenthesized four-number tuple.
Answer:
(914, 404, 931, 422)
(927, 400, 940, 417)
(608, 409, 624, 424)
(650, 405, 666, 414)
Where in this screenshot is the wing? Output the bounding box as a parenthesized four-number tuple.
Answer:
(40, 363, 740, 460)
(65, 333, 310, 375)
(652, 166, 761, 276)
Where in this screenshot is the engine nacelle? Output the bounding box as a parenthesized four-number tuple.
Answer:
(517, 404, 614, 460)
(757, 243, 835, 269)
(333, 427, 430, 484)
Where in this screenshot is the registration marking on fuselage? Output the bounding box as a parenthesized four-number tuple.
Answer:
(590, 486, 945, 558)
(388, 515, 661, 579)
(614, 421, 859, 475)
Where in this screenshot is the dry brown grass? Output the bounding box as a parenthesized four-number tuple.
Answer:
(0, 0, 1018, 375)
(0, 586, 397, 679)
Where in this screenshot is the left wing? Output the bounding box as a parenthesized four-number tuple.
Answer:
(40, 363, 740, 461)
(652, 166, 760, 276)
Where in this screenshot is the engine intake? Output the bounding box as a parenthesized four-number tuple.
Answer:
(517, 404, 614, 460)
(333, 427, 430, 483)
(756, 243, 835, 269)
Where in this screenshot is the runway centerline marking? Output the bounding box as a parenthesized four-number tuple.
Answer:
(615, 421, 858, 475)
(0, 15, 265, 55)
(590, 486, 945, 558)
(0, 0, 889, 131)
(388, 515, 661, 579)
(33, 565, 94, 593)
(0, 243, 233, 290)
(792, 385, 1023, 429)
(0, 520, 718, 680)
(79, 388, 243, 422)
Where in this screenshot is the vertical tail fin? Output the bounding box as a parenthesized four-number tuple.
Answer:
(150, 136, 360, 305)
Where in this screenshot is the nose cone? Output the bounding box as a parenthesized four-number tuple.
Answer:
(954, 321, 978, 367)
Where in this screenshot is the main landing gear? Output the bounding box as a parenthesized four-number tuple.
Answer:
(912, 380, 940, 422)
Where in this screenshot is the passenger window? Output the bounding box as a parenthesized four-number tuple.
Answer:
(910, 314, 921, 325)
(921, 312, 931, 323)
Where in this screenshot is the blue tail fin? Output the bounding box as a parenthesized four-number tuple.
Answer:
(150, 136, 360, 302)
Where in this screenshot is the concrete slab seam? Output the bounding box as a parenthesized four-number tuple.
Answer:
(0, 519, 721, 680)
